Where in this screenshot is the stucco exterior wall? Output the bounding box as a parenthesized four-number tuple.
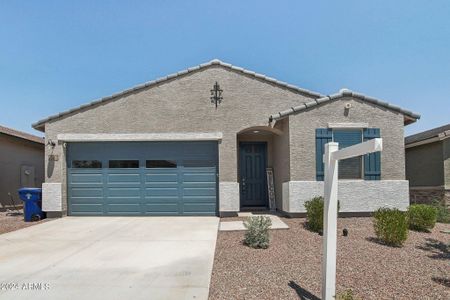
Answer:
(288, 97, 406, 181)
(405, 141, 444, 187)
(43, 66, 316, 212)
(444, 139, 450, 189)
(272, 118, 290, 210)
(0, 134, 44, 206)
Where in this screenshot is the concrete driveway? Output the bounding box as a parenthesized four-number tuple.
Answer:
(0, 217, 219, 300)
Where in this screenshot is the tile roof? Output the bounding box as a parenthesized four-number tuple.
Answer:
(0, 125, 44, 144)
(32, 59, 325, 131)
(269, 88, 421, 124)
(405, 123, 450, 145)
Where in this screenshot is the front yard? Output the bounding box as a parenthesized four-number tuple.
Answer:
(0, 211, 48, 235)
(209, 217, 449, 300)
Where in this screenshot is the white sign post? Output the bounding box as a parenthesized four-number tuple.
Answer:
(322, 138, 383, 300)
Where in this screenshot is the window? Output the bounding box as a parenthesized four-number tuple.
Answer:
(316, 128, 381, 181)
(333, 130, 362, 179)
(72, 160, 102, 168)
(146, 160, 177, 168)
(109, 160, 139, 168)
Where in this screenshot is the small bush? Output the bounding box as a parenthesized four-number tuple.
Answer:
(304, 196, 339, 233)
(373, 208, 408, 247)
(243, 216, 272, 249)
(336, 289, 360, 300)
(432, 200, 450, 223)
(408, 204, 437, 231)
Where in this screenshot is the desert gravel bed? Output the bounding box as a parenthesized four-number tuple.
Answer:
(0, 211, 49, 235)
(209, 217, 449, 300)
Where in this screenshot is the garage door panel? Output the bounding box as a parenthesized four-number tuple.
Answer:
(107, 173, 141, 184)
(144, 196, 179, 203)
(183, 203, 216, 214)
(183, 187, 216, 196)
(146, 187, 178, 196)
(69, 197, 104, 205)
(182, 196, 216, 203)
(67, 141, 217, 216)
(70, 204, 103, 213)
(107, 204, 140, 212)
(107, 187, 140, 197)
(70, 187, 103, 197)
(145, 172, 178, 183)
(70, 173, 103, 184)
(143, 204, 179, 213)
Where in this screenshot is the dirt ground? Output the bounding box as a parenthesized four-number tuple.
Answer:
(209, 217, 450, 300)
(0, 210, 49, 235)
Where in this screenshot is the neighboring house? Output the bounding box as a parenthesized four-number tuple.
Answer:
(32, 59, 420, 217)
(0, 125, 45, 207)
(405, 124, 450, 206)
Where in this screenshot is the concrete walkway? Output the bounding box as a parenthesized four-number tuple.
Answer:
(0, 217, 219, 300)
(219, 214, 289, 231)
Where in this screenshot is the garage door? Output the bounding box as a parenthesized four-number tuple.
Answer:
(67, 142, 218, 216)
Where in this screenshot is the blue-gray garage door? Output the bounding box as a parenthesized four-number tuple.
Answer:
(67, 141, 218, 216)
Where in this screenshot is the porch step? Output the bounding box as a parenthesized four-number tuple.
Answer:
(219, 215, 289, 231)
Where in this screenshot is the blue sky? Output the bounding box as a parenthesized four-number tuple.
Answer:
(0, 1, 449, 136)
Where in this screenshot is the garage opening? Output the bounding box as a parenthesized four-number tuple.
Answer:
(67, 141, 218, 216)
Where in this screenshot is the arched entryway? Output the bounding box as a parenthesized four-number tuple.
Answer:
(237, 126, 281, 211)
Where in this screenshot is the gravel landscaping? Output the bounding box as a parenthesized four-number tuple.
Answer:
(209, 217, 449, 300)
(0, 211, 49, 235)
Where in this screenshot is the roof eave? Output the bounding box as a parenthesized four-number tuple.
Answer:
(269, 89, 421, 125)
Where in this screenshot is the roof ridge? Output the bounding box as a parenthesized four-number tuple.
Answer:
(32, 59, 324, 130)
(269, 88, 421, 123)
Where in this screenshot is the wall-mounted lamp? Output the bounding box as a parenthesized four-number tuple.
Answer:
(47, 139, 56, 149)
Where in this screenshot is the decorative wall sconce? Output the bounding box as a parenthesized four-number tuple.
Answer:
(210, 81, 223, 109)
(47, 139, 56, 149)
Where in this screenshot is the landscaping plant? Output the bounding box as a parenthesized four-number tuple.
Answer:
(408, 204, 437, 231)
(373, 207, 408, 247)
(336, 289, 360, 300)
(432, 200, 450, 223)
(304, 196, 339, 233)
(243, 216, 272, 249)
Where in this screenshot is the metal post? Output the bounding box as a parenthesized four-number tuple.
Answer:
(322, 142, 339, 300)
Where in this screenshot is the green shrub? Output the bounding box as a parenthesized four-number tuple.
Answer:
(243, 216, 272, 249)
(432, 200, 450, 223)
(408, 204, 437, 231)
(304, 196, 339, 233)
(336, 289, 360, 300)
(373, 208, 408, 247)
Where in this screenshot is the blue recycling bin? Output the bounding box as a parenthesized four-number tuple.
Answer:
(18, 188, 46, 222)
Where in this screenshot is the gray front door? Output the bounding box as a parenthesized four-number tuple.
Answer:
(239, 142, 268, 208)
(67, 141, 218, 216)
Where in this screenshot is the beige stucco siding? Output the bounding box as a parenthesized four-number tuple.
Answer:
(0, 134, 44, 206)
(445, 139, 450, 189)
(43, 66, 316, 210)
(272, 118, 290, 209)
(406, 141, 444, 187)
(288, 97, 406, 181)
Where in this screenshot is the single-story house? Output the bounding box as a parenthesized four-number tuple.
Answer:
(405, 123, 450, 206)
(32, 59, 420, 217)
(0, 125, 45, 208)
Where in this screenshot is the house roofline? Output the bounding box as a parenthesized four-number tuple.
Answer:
(269, 88, 421, 125)
(32, 59, 325, 132)
(0, 125, 44, 144)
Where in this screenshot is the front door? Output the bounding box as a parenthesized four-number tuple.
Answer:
(239, 142, 268, 208)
